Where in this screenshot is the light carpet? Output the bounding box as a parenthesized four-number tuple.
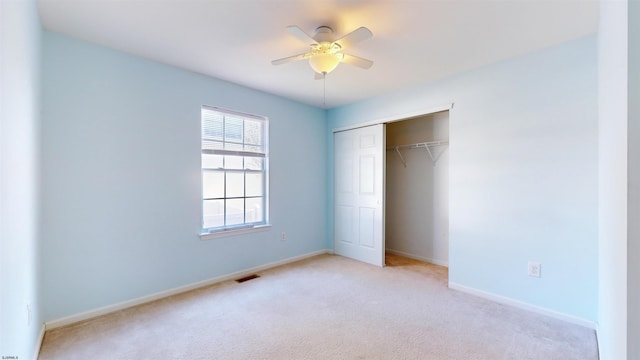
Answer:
(38, 254, 598, 359)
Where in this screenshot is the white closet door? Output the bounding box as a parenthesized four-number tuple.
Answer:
(334, 124, 385, 267)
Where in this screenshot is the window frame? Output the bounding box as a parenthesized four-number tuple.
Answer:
(199, 106, 270, 239)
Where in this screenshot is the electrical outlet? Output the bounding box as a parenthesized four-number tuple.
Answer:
(281, 232, 286, 241)
(528, 261, 541, 278)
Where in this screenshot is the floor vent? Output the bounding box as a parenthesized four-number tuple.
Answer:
(235, 274, 260, 283)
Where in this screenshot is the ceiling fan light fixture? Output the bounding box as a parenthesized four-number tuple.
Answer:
(309, 52, 342, 74)
(308, 42, 343, 74)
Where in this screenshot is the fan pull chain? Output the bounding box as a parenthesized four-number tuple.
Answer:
(321, 72, 329, 107)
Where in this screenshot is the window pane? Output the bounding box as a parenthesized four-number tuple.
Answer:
(203, 171, 224, 199)
(226, 199, 244, 226)
(202, 111, 223, 140)
(246, 197, 263, 223)
(225, 116, 243, 143)
(244, 144, 263, 153)
(225, 155, 243, 170)
(224, 141, 244, 152)
(202, 154, 223, 169)
(203, 199, 224, 228)
(202, 139, 223, 152)
(244, 120, 263, 146)
(246, 173, 263, 197)
(245, 156, 263, 171)
(226, 172, 244, 198)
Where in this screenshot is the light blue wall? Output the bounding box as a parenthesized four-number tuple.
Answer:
(41, 32, 327, 321)
(328, 36, 598, 322)
(0, 0, 42, 357)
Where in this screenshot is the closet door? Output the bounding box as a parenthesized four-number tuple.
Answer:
(334, 124, 385, 267)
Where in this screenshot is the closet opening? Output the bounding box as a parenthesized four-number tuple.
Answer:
(385, 110, 450, 268)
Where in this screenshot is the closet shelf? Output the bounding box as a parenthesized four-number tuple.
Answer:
(386, 140, 449, 167)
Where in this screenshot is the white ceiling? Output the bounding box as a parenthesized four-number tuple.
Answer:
(37, 0, 599, 109)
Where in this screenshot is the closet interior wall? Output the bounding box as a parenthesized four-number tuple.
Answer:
(385, 111, 450, 266)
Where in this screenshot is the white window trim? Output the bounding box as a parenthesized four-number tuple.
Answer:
(200, 224, 271, 240)
(200, 106, 270, 237)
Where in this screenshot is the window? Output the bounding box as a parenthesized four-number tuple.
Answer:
(201, 106, 268, 235)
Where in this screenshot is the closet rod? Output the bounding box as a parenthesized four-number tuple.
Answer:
(386, 140, 449, 166)
(385, 140, 448, 151)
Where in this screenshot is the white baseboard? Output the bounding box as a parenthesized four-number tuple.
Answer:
(448, 282, 597, 329)
(386, 248, 449, 267)
(33, 323, 45, 360)
(45, 249, 332, 330)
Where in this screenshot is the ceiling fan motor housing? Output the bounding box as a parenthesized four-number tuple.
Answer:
(313, 26, 335, 43)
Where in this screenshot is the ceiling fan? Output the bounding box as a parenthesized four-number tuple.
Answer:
(272, 25, 374, 78)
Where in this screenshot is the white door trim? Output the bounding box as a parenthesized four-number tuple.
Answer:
(332, 103, 453, 133)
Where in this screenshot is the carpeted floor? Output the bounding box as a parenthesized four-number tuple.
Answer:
(38, 254, 598, 359)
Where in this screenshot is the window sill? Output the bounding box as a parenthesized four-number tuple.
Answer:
(200, 224, 271, 240)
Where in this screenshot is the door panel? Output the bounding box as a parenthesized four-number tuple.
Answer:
(335, 205, 353, 244)
(336, 158, 353, 193)
(358, 207, 375, 248)
(359, 155, 375, 194)
(334, 124, 385, 267)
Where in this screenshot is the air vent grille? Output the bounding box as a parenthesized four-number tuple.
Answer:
(235, 274, 260, 283)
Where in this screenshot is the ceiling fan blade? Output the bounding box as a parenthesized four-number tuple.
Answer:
(286, 25, 318, 45)
(271, 53, 308, 66)
(334, 27, 373, 49)
(342, 53, 374, 69)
